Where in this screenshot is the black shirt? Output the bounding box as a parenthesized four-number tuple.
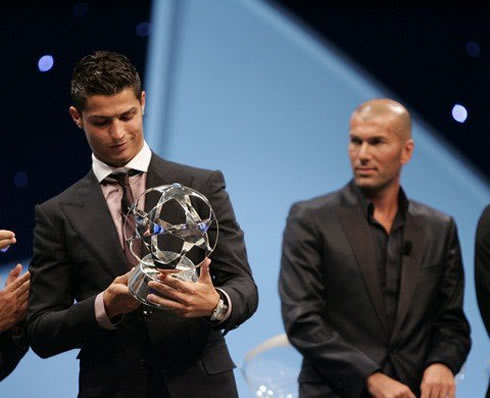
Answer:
(356, 186, 409, 333)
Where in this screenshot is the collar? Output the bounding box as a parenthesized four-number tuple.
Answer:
(92, 141, 152, 183)
(355, 183, 409, 221)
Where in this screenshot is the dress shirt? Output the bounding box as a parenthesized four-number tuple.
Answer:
(356, 186, 409, 334)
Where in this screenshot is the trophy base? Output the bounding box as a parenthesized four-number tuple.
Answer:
(128, 255, 198, 308)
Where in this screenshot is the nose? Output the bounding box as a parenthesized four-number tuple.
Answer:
(358, 142, 371, 162)
(109, 120, 125, 141)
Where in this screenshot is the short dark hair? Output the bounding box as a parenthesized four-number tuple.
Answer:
(71, 50, 142, 111)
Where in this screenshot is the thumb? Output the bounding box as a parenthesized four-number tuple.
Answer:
(198, 258, 212, 283)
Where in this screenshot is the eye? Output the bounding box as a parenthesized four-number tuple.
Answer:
(369, 137, 383, 145)
(350, 136, 361, 145)
(93, 120, 110, 127)
(120, 112, 136, 122)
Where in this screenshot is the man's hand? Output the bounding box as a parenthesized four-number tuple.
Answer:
(103, 270, 140, 320)
(0, 264, 30, 332)
(0, 230, 16, 251)
(420, 363, 455, 398)
(367, 372, 416, 398)
(147, 258, 220, 318)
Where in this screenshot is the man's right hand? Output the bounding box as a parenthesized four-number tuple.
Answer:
(367, 372, 416, 398)
(0, 263, 30, 332)
(103, 271, 140, 320)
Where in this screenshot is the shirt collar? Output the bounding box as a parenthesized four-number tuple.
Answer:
(92, 141, 152, 183)
(355, 183, 409, 221)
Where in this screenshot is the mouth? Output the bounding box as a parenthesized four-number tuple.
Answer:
(355, 167, 376, 176)
(111, 142, 128, 150)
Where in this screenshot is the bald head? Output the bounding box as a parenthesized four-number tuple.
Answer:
(351, 98, 411, 141)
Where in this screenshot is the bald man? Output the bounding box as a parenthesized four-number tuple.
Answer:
(279, 99, 470, 398)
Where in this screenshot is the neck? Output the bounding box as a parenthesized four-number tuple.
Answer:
(364, 182, 400, 233)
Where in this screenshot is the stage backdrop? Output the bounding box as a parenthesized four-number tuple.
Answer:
(1, 0, 488, 396)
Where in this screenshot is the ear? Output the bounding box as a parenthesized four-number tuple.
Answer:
(69, 106, 83, 129)
(140, 91, 146, 114)
(401, 139, 414, 165)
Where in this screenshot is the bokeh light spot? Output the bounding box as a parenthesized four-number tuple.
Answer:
(451, 104, 468, 123)
(465, 41, 480, 58)
(14, 171, 28, 189)
(38, 55, 54, 72)
(136, 22, 152, 37)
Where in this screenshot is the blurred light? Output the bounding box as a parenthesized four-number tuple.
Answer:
(73, 2, 88, 17)
(452, 104, 468, 123)
(136, 22, 152, 37)
(465, 41, 480, 58)
(13, 171, 28, 188)
(38, 55, 54, 72)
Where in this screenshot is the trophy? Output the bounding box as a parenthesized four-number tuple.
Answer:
(124, 183, 219, 308)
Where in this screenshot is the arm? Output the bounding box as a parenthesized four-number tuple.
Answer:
(0, 263, 30, 380)
(475, 205, 490, 337)
(279, 203, 382, 396)
(27, 204, 115, 358)
(423, 217, 471, 371)
(419, 217, 470, 397)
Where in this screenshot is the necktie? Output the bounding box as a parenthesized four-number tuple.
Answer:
(104, 171, 142, 268)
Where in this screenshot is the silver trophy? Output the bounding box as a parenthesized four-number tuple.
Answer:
(124, 183, 219, 308)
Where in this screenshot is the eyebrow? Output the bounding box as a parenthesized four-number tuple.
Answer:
(87, 106, 138, 120)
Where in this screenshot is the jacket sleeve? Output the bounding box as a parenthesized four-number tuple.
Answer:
(27, 203, 111, 359)
(0, 324, 28, 381)
(202, 170, 258, 334)
(279, 203, 380, 396)
(475, 205, 490, 338)
(423, 217, 471, 373)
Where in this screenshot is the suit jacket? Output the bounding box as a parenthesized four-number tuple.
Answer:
(27, 154, 258, 398)
(475, 204, 490, 337)
(0, 325, 28, 381)
(279, 181, 470, 397)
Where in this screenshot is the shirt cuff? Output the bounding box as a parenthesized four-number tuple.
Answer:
(95, 292, 116, 330)
(215, 288, 232, 323)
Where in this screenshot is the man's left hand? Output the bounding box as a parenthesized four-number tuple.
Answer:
(147, 258, 220, 318)
(420, 363, 455, 398)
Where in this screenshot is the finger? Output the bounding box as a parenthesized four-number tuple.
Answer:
(157, 273, 191, 293)
(147, 292, 183, 310)
(6, 264, 22, 284)
(114, 270, 133, 285)
(0, 230, 15, 239)
(7, 270, 30, 290)
(147, 281, 185, 303)
(0, 230, 15, 251)
(15, 280, 30, 297)
(198, 258, 212, 283)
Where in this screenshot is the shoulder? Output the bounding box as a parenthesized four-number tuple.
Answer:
(476, 204, 490, 240)
(287, 185, 348, 224)
(149, 154, 223, 188)
(408, 199, 453, 227)
(37, 172, 95, 211)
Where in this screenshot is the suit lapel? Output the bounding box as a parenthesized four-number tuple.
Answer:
(144, 155, 194, 212)
(391, 208, 424, 337)
(60, 172, 128, 278)
(339, 184, 389, 337)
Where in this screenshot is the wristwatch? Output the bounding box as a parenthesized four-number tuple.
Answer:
(210, 297, 228, 322)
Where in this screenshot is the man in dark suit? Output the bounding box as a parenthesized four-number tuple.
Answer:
(279, 99, 470, 398)
(27, 51, 257, 397)
(0, 230, 30, 381)
(475, 205, 490, 397)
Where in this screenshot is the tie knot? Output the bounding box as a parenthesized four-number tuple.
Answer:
(103, 170, 141, 187)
